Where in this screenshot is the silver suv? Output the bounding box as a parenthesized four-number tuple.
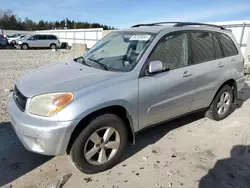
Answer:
(18, 34, 60, 49)
(8, 22, 245, 174)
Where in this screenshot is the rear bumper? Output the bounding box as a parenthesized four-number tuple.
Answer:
(7, 94, 80, 156)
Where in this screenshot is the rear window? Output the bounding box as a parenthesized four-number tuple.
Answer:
(218, 33, 238, 57)
(48, 35, 57, 40)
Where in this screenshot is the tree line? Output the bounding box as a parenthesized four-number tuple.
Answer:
(0, 10, 115, 31)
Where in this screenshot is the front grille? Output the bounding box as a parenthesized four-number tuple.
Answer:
(13, 86, 27, 111)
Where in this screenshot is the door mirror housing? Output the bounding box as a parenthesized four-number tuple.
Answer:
(149, 60, 164, 74)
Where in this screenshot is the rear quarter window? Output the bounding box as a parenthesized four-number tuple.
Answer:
(218, 33, 238, 57)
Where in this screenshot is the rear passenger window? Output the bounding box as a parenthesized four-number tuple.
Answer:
(191, 32, 214, 64)
(218, 33, 238, 57)
(48, 35, 57, 40)
(38, 35, 47, 40)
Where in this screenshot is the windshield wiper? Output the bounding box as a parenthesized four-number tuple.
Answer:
(87, 58, 108, 71)
(74, 57, 91, 67)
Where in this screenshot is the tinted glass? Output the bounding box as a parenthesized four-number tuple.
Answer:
(212, 33, 223, 59)
(32, 35, 37, 40)
(29, 35, 37, 40)
(218, 33, 238, 57)
(48, 35, 57, 40)
(191, 32, 214, 63)
(149, 32, 189, 70)
(37, 35, 47, 40)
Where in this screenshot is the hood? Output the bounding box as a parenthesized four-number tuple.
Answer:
(16, 60, 121, 97)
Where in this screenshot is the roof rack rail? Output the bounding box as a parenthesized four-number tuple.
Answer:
(131, 22, 225, 30)
(131, 22, 180, 28)
(174, 22, 225, 30)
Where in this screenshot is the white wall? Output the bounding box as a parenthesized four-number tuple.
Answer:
(35, 28, 103, 48)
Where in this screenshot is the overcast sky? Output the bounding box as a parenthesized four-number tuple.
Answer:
(1, 0, 250, 28)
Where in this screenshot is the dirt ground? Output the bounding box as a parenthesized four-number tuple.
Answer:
(1, 50, 250, 188)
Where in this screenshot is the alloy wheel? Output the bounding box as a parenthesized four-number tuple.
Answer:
(84, 127, 121, 165)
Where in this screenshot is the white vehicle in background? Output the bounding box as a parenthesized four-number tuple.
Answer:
(18, 34, 61, 50)
(7, 34, 25, 45)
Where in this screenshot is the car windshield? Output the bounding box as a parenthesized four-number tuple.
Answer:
(82, 32, 155, 72)
(8, 34, 20, 38)
(21, 35, 30, 40)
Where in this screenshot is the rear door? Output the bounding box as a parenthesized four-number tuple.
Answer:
(190, 31, 227, 110)
(139, 31, 195, 129)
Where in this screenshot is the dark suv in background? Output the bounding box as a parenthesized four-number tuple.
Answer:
(0, 34, 8, 46)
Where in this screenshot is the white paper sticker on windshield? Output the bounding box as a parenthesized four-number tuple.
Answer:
(129, 35, 151, 41)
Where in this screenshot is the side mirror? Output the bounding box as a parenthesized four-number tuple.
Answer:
(149, 60, 164, 74)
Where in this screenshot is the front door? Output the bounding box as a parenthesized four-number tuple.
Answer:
(27, 35, 39, 47)
(139, 32, 195, 129)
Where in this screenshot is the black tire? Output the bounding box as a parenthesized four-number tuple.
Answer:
(11, 40, 16, 45)
(22, 43, 29, 50)
(205, 85, 233, 121)
(69, 113, 128, 174)
(50, 43, 57, 49)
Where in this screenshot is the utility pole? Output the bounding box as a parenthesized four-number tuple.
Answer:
(73, 15, 79, 58)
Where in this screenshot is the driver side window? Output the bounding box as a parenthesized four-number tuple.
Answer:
(28, 35, 37, 40)
(149, 32, 189, 70)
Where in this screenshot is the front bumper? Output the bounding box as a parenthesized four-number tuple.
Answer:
(7, 94, 80, 156)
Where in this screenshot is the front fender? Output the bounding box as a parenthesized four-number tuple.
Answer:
(57, 79, 139, 132)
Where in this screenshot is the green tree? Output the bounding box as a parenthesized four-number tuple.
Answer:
(0, 9, 115, 30)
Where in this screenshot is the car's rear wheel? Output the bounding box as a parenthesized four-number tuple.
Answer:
(50, 43, 57, 49)
(22, 44, 29, 50)
(205, 85, 233, 121)
(69, 113, 128, 174)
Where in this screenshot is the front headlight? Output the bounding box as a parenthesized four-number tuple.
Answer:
(29, 92, 74, 117)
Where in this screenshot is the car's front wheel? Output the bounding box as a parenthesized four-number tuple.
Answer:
(22, 44, 29, 50)
(69, 113, 128, 174)
(11, 40, 16, 45)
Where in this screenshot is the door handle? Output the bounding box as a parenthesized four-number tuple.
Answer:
(218, 62, 225, 67)
(182, 71, 192, 77)
(231, 59, 236, 62)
